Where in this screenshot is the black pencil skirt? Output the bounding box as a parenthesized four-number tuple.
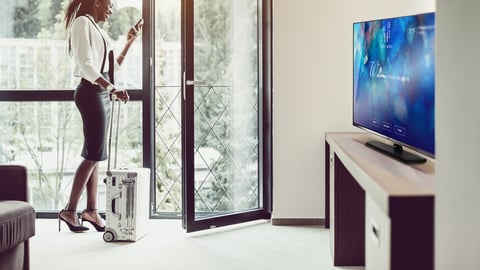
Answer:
(74, 77, 111, 161)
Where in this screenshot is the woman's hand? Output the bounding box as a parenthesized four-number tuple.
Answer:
(118, 19, 144, 64)
(127, 19, 144, 43)
(111, 88, 130, 103)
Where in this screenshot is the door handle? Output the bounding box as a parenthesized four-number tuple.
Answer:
(183, 71, 207, 100)
(185, 80, 206, 86)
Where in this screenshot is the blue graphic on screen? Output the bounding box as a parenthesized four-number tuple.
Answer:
(353, 13, 435, 156)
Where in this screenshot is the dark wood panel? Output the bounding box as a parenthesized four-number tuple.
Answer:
(325, 141, 330, 229)
(333, 154, 365, 266)
(390, 197, 434, 270)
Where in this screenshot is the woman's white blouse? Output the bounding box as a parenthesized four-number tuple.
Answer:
(70, 16, 120, 84)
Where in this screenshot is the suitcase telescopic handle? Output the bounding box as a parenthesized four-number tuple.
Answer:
(106, 49, 118, 172)
(107, 97, 121, 171)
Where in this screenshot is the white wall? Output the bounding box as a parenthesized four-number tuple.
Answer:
(273, 0, 480, 267)
(272, 0, 435, 219)
(435, 1, 480, 269)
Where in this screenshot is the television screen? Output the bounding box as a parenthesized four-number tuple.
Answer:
(353, 12, 435, 161)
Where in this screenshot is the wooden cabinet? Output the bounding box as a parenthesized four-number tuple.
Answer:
(325, 132, 434, 270)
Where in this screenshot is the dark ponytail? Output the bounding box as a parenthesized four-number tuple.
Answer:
(64, 0, 97, 28)
(65, 0, 97, 54)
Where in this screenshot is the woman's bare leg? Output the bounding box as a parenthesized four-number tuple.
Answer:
(86, 164, 99, 209)
(60, 159, 98, 225)
(82, 164, 105, 226)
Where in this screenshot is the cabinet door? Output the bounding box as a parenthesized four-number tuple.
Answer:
(365, 194, 391, 270)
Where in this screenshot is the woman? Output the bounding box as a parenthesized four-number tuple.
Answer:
(59, 0, 143, 232)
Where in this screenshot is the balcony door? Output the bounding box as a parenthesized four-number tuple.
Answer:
(181, 0, 272, 232)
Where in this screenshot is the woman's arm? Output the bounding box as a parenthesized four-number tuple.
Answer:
(94, 76, 129, 103)
(116, 20, 144, 65)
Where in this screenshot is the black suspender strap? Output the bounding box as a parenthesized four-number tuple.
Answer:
(108, 50, 115, 84)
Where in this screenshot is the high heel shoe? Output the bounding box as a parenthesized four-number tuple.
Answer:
(58, 209, 89, 232)
(81, 209, 105, 232)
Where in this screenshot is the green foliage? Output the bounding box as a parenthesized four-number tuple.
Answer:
(37, 0, 62, 30)
(105, 7, 142, 40)
(14, 0, 41, 38)
(194, 0, 229, 85)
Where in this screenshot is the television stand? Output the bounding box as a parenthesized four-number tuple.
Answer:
(365, 140, 427, 164)
(325, 132, 434, 270)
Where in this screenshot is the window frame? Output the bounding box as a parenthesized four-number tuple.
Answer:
(0, 0, 272, 221)
(0, 0, 155, 219)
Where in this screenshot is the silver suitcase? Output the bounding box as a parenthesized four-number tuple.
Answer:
(103, 99, 150, 242)
(103, 167, 150, 242)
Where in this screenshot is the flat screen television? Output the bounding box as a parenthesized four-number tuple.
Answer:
(353, 12, 435, 163)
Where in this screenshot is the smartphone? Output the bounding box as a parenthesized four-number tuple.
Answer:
(134, 18, 144, 31)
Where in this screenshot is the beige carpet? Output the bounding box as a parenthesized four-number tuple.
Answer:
(31, 219, 363, 270)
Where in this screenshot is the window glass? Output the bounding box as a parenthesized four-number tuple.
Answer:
(0, 101, 143, 212)
(0, 0, 142, 90)
(154, 0, 182, 215)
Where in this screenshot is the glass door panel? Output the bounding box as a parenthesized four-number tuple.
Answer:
(154, 0, 183, 216)
(183, 0, 270, 232)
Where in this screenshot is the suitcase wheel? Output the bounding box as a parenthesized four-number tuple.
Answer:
(103, 231, 115, 242)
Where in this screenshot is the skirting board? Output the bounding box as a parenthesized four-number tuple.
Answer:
(271, 218, 325, 226)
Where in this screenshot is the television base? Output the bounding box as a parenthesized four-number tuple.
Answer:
(365, 140, 427, 164)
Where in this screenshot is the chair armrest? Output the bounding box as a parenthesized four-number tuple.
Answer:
(0, 165, 28, 202)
